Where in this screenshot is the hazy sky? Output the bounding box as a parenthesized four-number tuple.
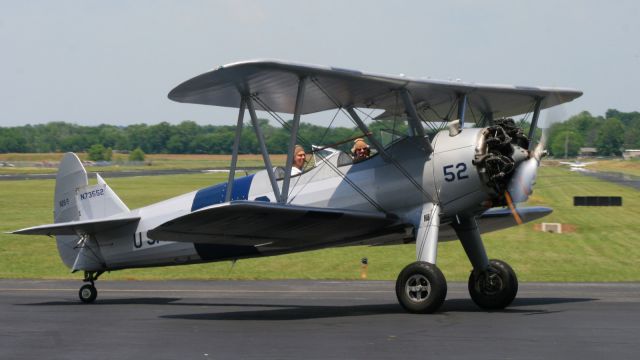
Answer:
(1, 0, 638, 127)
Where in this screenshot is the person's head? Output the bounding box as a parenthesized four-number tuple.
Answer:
(293, 145, 306, 169)
(352, 138, 370, 160)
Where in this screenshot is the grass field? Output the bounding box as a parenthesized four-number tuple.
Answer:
(0, 153, 288, 175)
(0, 161, 638, 282)
(589, 158, 640, 176)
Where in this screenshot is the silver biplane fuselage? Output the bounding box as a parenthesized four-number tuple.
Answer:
(58, 127, 519, 271)
(14, 60, 582, 313)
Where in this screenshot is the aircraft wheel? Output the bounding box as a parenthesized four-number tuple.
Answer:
(79, 284, 98, 303)
(468, 259, 518, 310)
(395, 261, 447, 314)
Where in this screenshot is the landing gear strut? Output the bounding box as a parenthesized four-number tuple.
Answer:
(396, 203, 447, 313)
(453, 215, 518, 310)
(79, 271, 103, 303)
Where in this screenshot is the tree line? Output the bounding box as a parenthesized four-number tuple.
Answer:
(0, 109, 637, 157)
(0, 119, 400, 155)
(546, 109, 640, 157)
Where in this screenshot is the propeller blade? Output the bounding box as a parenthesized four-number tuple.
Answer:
(505, 123, 551, 224)
(505, 95, 566, 225)
(504, 191, 523, 225)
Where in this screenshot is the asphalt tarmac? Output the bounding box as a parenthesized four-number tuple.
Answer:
(1, 280, 638, 360)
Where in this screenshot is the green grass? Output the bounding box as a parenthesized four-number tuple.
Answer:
(0, 166, 638, 282)
(0, 153, 287, 174)
(589, 158, 640, 176)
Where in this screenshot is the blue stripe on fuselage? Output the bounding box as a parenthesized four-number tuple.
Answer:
(191, 174, 254, 211)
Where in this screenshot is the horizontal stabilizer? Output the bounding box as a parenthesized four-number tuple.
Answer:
(12, 216, 140, 236)
(148, 201, 398, 247)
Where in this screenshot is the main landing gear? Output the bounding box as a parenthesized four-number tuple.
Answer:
(396, 203, 448, 313)
(79, 271, 103, 303)
(468, 259, 518, 309)
(396, 261, 447, 313)
(453, 216, 518, 310)
(396, 205, 518, 313)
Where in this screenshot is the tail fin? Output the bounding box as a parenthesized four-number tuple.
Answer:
(53, 153, 129, 271)
(54, 153, 88, 224)
(76, 173, 129, 220)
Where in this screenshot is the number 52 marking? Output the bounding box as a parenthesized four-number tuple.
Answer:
(443, 163, 469, 182)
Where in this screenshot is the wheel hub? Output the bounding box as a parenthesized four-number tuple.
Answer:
(81, 288, 93, 299)
(479, 272, 504, 295)
(405, 274, 431, 302)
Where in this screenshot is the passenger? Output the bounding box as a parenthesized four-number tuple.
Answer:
(351, 138, 370, 162)
(291, 144, 306, 175)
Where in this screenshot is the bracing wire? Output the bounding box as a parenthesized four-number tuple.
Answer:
(318, 107, 342, 145)
(251, 94, 387, 213)
(311, 79, 435, 204)
(467, 100, 478, 126)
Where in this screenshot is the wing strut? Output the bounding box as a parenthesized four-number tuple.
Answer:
(457, 93, 468, 130)
(527, 97, 543, 151)
(225, 98, 246, 202)
(281, 77, 308, 203)
(247, 96, 282, 202)
(400, 89, 433, 154)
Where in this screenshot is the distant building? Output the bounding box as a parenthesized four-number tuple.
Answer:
(623, 149, 640, 160)
(579, 147, 597, 157)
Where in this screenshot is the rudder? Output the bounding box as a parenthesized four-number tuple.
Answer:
(54, 153, 89, 269)
(53, 153, 130, 271)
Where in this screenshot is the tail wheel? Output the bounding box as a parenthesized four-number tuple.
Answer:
(79, 284, 98, 303)
(468, 259, 518, 309)
(395, 261, 447, 314)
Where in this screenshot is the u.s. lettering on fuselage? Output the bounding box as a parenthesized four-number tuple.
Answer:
(133, 231, 164, 251)
(80, 188, 104, 201)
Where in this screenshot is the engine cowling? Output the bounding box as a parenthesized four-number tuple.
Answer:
(473, 118, 531, 205)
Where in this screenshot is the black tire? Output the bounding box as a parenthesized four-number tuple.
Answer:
(395, 261, 447, 314)
(468, 259, 518, 310)
(79, 284, 98, 303)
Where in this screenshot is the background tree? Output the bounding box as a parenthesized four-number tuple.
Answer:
(596, 118, 625, 156)
(2, 109, 639, 155)
(88, 144, 107, 161)
(129, 147, 145, 161)
(549, 130, 584, 158)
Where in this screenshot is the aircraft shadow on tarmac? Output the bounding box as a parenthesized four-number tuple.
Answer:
(163, 298, 595, 321)
(22, 296, 595, 321)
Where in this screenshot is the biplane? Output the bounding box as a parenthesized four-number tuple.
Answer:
(12, 60, 582, 313)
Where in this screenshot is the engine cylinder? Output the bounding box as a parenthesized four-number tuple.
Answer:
(474, 118, 531, 204)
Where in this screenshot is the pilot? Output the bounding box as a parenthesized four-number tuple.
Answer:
(351, 138, 370, 162)
(291, 144, 306, 175)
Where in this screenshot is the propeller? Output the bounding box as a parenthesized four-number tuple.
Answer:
(505, 132, 546, 224)
(504, 98, 566, 224)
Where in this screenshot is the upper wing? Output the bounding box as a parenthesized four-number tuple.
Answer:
(147, 201, 399, 247)
(168, 59, 582, 120)
(12, 216, 140, 236)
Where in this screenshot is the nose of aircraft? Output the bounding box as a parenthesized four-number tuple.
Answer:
(474, 118, 545, 207)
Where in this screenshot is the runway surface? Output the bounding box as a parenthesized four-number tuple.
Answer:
(1, 280, 638, 360)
